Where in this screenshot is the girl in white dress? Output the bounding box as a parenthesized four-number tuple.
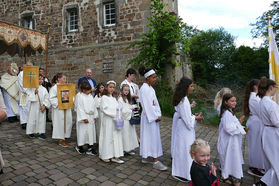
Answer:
(138, 66, 167, 171)
(75, 81, 98, 155)
(255, 77, 279, 186)
(171, 77, 203, 182)
(93, 83, 105, 145)
(118, 84, 139, 155)
(99, 81, 124, 164)
(218, 93, 246, 186)
(49, 73, 72, 147)
(243, 79, 266, 177)
(26, 74, 50, 139)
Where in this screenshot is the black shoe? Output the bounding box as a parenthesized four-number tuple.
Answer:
(28, 134, 35, 138)
(0, 169, 3, 174)
(253, 180, 267, 186)
(172, 175, 189, 183)
(46, 118, 52, 122)
(75, 146, 85, 154)
(38, 133, 46, 140)
(8, 117, 16, 123)
(21, 123, 26, 129)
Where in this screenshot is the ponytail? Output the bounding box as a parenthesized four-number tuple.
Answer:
(257, 77, 276, 98)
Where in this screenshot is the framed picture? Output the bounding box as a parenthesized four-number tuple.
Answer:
(57, 84, 76, 110)
(23, 66, 39, 88)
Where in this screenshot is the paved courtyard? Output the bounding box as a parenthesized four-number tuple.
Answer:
(0, 117, 257, 186)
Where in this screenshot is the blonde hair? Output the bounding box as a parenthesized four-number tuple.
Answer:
(214, 88, 232, 110)
(190, 139, 210, 158)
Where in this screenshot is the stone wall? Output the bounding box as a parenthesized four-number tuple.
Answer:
(0, 0, 190, 90)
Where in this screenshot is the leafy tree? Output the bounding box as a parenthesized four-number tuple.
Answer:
(127, 0, 187, 77)
(189, 27, 236, 86)
(251, 1, 279, 46)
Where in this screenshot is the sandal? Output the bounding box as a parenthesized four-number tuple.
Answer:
(231, 176, 241, 186)
(221, 177, 233, 185)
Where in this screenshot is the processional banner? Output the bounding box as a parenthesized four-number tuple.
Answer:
(57, 84, 76, 110)
(23, 66, 39, 88)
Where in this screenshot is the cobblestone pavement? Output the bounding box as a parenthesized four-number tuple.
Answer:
(0, 117, 257, 186)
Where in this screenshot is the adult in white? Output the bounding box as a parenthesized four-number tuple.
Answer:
(118, 84, 139, 154)
(99, 80, 124, 163)
(0, 89, 7, 174)
(243, 79, 266, 177)
(0, 63, 19, 123)
(26, 74, 50, 139)
(255, 77, 279, 186)
(138, 66, 167, 171)
(218, 93, 246, 186)
(171, 77, 203, 182)
(75, 81, 98, 155)
(49, 73, 72, 147)
(18, 62, 33, 129)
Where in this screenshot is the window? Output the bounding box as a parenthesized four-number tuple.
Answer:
(67, 8, 78, 32)
(104, 2, 116, 26)
(20, 14, 35, 29)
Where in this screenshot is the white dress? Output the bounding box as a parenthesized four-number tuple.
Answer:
(246, 92, 266, 169)
(18, 71, 30, 124)
(139, 83, 163, 158)
(93, 95, 102, 142)
(75, 92, 98, 146)
(118, 97, 139, 152)
(26, 85, 50, 135)
(49, 84, 72, 139)
(171, 96, 196, 180)
(259, 96, 279, 186)
(99, 95, 124, 159)
(217, 110, 246, 179)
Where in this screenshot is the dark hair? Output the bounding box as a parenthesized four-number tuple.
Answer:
(79, 80, 91, 92)
(120, 84, 132, 104)
(139, 66, 152, 77)
(39, 67, 44, 71)
(126, 68, 137, 77)
(257, 77, 277, 98)
(56, 72, 64, 79)
(39, 74, 44, 78)
(95, 82, 105, 97)
(172, 77, 193, 106)
(220, 93, 235, 118)
(103, 82, 116, 97)
(243, 79, 259, 117)
(51, 74, 58, 85)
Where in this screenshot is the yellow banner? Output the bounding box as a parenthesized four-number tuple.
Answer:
(57, 84, 76, 110)
(23, 66, 39, 88)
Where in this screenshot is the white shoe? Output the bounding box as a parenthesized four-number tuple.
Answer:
(141, 158, 153, 164)
(111, 158, 124, 164)
(100, 158, 110, 163)
(153, 161, 168, 171)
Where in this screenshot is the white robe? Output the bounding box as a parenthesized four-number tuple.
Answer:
(246, 92, 266, 169)
(0, 73, 19, 116)
(139, 83, 162, 158)
(18, 71, 30, 124)
(217, 110, 246, 179)
(49, 84, 72, 139)
(75, 92, 98, 146)
(93, 95, 102, 142)
(26, 85, 50, 135)
(259, 96, 279, 186)
(99, 95, 124, 159)
(171, 96, 196, 180)
(118, 97, 139, 152)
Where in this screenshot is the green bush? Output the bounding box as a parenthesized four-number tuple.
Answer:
(155, 85, 175, 117)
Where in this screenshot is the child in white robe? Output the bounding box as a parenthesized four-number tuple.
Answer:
(138, 66, 167, 171)
(243, 79, 266, 177)
(218, 93, 246, 186)
(171, 77, 203, 182)
(75, 81, 98, 155)
(254, 77, 279, 186)
(118, 84, 139, 155)
(26, 74, 50, 139)
(49, 73, 72, 147)
(93, 82, 105, 144)
(99, 80, 124, 164)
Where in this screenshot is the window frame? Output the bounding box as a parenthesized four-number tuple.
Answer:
(103, 2, 116, 27)
(20, 13, 35, 30)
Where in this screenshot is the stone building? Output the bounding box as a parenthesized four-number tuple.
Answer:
(0, 0, 189, 87)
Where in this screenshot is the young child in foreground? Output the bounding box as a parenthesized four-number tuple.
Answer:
(190, 139, 219, 186)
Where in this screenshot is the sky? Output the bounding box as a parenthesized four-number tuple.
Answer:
(177, 0, 274, 47)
